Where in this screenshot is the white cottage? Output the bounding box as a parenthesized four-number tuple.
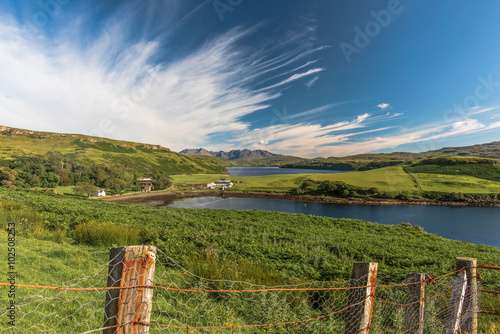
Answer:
(94, 189, 106, 197)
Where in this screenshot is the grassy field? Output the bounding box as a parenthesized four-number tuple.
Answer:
(413, 173, 500, 193)
(1, 187, 499, 332)
(172, 167, 417, 192)
(173, 166, 500, 197)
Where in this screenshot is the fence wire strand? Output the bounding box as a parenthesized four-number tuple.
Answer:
(0, 249, 484, 333)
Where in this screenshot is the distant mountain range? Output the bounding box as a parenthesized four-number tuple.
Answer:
(179, 148, 278, 161)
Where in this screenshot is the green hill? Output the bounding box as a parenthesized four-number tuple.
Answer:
(0, 126, 228, 193)
(281, 141, 500, 171)
(405, 156, 500, 183)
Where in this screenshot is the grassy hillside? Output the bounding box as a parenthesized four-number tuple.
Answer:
(1, 187, 499, 281)
(1, 187, 499, 331)
(0, 126, 229, 195)
(406, 156, 500, 183)
(0, 126, 228, 175)
(282, 141, 500, 171)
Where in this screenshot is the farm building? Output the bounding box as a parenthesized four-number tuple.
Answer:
(94, 189, 106, 197)
(137, 178, 156, 192)
(207, 179, 233, 189)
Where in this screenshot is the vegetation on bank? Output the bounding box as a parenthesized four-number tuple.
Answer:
(172, 165, 500, 202)
(0, 126, 228, 195)
(1, 187, 499, 331)
(1, 187, 499, 282)
(406, 156, 500, 182)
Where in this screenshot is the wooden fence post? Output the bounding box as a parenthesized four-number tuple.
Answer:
(443, 270, 467, 334)
(455, 257, 478, 334)
(345, 262, 378, 334)
(405, 272, 425, 334)
(103, 245, 157, 334)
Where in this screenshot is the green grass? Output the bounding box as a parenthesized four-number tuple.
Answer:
(413, 173, 500, 193)
(1, 187, 499, 332)
(173, 167, 418, 193)
(0, 126, 228, 175)
(406, 156, 500, 182)
(173, 166, 500, 200)
(309, 166, 417, 192)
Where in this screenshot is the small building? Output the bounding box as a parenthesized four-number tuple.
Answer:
(94, 189, 106, 197)
(137, 178, 156, 192)
(207, 179, 233, 189)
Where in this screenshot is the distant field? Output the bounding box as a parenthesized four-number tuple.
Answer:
(308, 166, 417, 192)
(172, 166, 500, 196)
(413, 173, 500, 193)
(173, 167, 418, 193)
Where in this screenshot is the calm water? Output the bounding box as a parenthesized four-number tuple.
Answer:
(226, 166, 347, 176)
(165, 197, 500, 248)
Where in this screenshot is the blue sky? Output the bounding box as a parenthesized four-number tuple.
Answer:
(1, 0, 500, 158)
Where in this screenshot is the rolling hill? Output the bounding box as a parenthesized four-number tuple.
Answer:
(0, 126, 229, 193)
(282, 141, 500, 171)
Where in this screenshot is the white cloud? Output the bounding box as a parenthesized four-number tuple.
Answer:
(0, 14, 326, 151)
(305, 75, 319, 88)
(377, 103, 390, 110)
(260, 68, 325, 91)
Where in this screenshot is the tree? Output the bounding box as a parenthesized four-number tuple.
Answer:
(104, 178, 128, 193)
(73, 182, 98, 198)
(0, 169, 17, 188)
(27, 174, 42, 187)
(54, 167, 71, 186)
(151, 170, 172, 190)
(41, 172, 60, 188)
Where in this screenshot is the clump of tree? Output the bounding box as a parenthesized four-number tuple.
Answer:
(0, 154, 172, 196)
(292, 179, 385, 198)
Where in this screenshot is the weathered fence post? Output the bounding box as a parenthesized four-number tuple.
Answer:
(405, 272, 425, 334)
(345, 262, 378, 334)
(443, 270, 467, 334)
(455, 257, 478, 334)
(103, 245, 157, 334)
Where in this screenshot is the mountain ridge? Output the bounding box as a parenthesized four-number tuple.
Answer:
(180, 148, 278, 161)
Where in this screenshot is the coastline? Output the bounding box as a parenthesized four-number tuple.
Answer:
(104, 190, 500, 208)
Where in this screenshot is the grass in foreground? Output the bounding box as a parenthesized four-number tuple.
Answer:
(0, 187, 499, 332)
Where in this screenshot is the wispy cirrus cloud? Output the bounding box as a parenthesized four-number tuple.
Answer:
(0, 6, 327, 151)
(235, 107, 500, 157)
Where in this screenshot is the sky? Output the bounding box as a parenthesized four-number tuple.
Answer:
(1, 0, 500, 158)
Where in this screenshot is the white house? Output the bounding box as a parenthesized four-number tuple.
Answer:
(94, 189, 106, 197)
(207, 180, 233, 189)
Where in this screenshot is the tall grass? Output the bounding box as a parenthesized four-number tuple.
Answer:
(72, 221, 143, 247)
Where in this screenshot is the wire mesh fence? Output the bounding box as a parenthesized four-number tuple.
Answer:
(0, 247, 484, 333)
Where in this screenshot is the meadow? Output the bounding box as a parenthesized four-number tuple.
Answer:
(1, 187, 500, 331)
(172, 166, 500, 200)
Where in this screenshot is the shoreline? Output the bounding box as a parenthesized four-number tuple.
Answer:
(104, 190, 500, 208)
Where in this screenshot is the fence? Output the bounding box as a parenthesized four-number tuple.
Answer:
(0, 246, 493, 333)
(477, 263, 500, 318)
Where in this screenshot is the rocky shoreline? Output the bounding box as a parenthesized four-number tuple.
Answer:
(105, 190, 500, 208)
